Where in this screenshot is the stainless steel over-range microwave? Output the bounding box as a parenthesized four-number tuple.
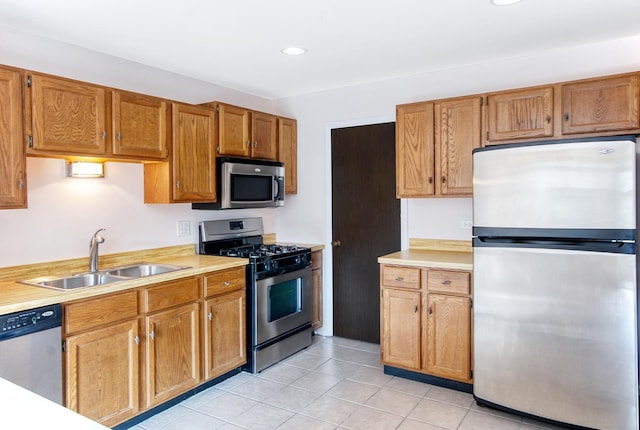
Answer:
(192, 157, 285, 210)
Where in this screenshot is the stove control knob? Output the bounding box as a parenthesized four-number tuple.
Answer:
(272, 260, 278, 269)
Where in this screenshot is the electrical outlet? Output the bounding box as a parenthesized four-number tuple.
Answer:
(177, 220, 191, 237)
(460, 220, 473, 229)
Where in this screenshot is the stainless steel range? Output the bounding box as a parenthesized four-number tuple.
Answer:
(199, 217, 312, 373)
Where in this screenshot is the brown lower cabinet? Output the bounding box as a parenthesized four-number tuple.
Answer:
(380, 264, 472, 384)
(311, 250, 323, 331)
(63, 266, 246, 427)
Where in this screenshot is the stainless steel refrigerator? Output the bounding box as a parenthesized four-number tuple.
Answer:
(472, 135, 639, 430)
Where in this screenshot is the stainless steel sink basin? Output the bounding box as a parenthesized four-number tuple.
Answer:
(102, 263, 189, 278)
(21, 273, 129, 291)
(21, 263, 190, 291)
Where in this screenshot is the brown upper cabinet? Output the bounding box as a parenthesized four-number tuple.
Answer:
(485, 72, 640, 144)
(0, 66, 26, 209)
(144, 103, 216, 203)
(396, 96, 481, 198)
(111, 90, 169, 159)
(25, 73, 169, 161)
(214, 103, 277, 160)
(27, 73, 107, 156)
(277, 116, 298, 194)
(486, 87, 554, 142)
(561, 74, 640, 135)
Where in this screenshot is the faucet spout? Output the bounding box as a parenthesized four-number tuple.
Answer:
(89, 228, 106, 273)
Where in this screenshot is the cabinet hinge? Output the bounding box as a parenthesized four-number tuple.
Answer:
(27, 135, 33, 148)
(26, 75, 32, 88)
(470, 369, 473, 378)
(470, 298, 473, 308)
(61, 340, 66, 352)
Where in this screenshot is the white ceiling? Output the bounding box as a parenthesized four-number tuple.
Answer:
(0, 0, 639, 100)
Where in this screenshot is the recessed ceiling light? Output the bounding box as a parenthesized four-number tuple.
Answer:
(491, 0, 522, 5)
(281, 47, 307, 56)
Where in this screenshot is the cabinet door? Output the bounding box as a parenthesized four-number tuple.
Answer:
(381, 287, 421, 369)
(562, 74, 640, 134)
(29, 74, 106, 155)
(0, 67, 26, 208)
(278, 117, 298, 194)
(65, 319, 139, 428)
(311, 250, 323, 331)
(204, 290, 246, 380)
(487, 87, 554, 141)
(112, 90, 168, 159)
(172, 103, 216, 202)
(217, 103, 250, 157)
(251, 111, 277, 160)
(145, 302, 200, 407)
(435, 96, 481, 196)
(425, 294, 472, 382)
(396, 102, 435, 197)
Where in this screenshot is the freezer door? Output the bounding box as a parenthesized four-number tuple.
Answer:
(473, 137, 636, 231)
(473, 246, 638, 430)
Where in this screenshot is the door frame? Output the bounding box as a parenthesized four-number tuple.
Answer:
(321, 115, 408, 337)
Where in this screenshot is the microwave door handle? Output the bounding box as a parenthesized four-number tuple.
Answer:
(273, 177, 280, 201)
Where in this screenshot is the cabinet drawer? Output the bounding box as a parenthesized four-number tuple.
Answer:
(145, 277, 200, 312)
(311, 251, 322, 270)
(380, 265, 421, 289)
(203, 267, 245, 297)
(427, 270, 470, 295)
(64, 290, 139, 334)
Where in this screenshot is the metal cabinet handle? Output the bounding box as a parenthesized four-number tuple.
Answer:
(414, 305, 418, 313)
(546, 115, 551, 124)
(176, 180, 181, 189)
(564, 113, 569, 121)
(208, 312, 213, 321)
(441, 176, 446, 183)
(442, 280, 452, 285)
(429, 306, 433, 315)
(254, 141, 258, 148)
(428, 177, 433, 184)
(18, 178, 24, 190)
(395, 277, 404, 281)
(245, 140, 251, 147)
(116, 131, 121, 141)
(134, 335, 140, 345)
(150, 330, 155, 340)
(223, 281, 231, 286)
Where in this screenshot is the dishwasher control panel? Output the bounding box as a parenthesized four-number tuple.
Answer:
(0, 304, 62, 340)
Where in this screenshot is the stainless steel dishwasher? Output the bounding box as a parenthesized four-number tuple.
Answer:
(0, 304, 63, 404)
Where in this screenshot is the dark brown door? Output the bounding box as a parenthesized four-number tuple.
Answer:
(331, 122, 400, 344)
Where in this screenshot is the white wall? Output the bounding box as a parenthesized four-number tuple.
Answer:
(273, 35, 640, 335)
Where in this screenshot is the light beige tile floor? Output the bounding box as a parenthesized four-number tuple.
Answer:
(125, 336, 570, 430)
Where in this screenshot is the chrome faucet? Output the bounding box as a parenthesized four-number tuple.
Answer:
(89, 228, 106, 272)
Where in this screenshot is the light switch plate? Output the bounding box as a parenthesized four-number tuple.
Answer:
(177, 220, 191, 237)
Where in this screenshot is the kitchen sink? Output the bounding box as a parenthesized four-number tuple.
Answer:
(102, 263, 189, 277)
(21, 263, 190, 291)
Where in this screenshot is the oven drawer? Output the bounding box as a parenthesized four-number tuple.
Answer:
(204, 267, 246, 297)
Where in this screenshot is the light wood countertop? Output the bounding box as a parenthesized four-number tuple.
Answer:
(378, 239, 473, 271)
(0, 247, 247, 315)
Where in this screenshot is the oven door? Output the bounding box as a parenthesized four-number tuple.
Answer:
(255, 267, 312, 345)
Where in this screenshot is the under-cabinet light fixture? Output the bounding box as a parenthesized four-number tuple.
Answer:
(66, 161, 104, 178)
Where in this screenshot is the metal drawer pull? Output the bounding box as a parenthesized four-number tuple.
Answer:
(134, 335, 140, 345)
(208, 312, 213, 321)
(413, 305, 418, 313)
(224, 281, 231, 286)
(442, 280, 451, 285)
(395, 277, 404, 281)
(150, 330, 155, 340)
